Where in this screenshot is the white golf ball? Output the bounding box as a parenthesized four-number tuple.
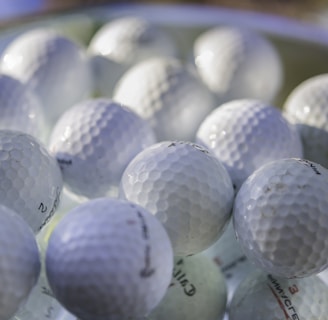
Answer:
(146, 254, 227, 320)
(233, 158, 328, 278)
(0, 130, 62, 233)
(0, 205, 40, 320)
(283, 74, 328, 168)
(196, 99, 303, 190)
(0, 28, 92, 126)
(46, 198, 173, 320)
(120, 140, 234, 256)
(193, 26, 283, 103)
(113, 57, 215, 141)
(0, 74, 46, 142)
(89, 16, 177, 97)
(49, 98, 156, 200)
(229, 271, 328, 320)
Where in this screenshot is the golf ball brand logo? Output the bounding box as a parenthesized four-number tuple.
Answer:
(171, 258, 196, 297)
(267, 274, 300, 320)
(135, 209, 155, 278)
(297, 159, 321, 175)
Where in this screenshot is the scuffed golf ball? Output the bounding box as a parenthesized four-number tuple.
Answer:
(233, 158, 328, 278)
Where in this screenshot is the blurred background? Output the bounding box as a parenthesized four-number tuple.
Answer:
(0, 0, 327, 23)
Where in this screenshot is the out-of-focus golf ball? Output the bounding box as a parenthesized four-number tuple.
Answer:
(0, 28, 92, 126)
(120, 140, 234, 256)
(0, 205, 40, 320)
(46, 198, 173, 320)
(193, 26, 283, 104)
(0, 130, 63, 233)
(113, 57, 215, 141)
(229, 271, 328, 320)
(88, 16, 177, 97)
(283, 74, 328, 168)
(146, 254, 227, 320)
(196, 99, 303, 190)
(233, 158, 328, 278)
(0, 74, 46, 142)
(49, 98, 156, 200)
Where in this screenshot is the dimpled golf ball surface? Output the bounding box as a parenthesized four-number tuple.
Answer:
(113, 57, 215, 141)
(0, 205, 40, 320)
(0, 131, 62, 233)
(146, 254, 227, 320)
(49, 98, 156, 199)
(46, 198, 173, 320)
(120, 141, 234, 256)
(283, 74, 328, 168)
(196, 99, 303, 190)
(193, 26, 282, 103)
(233, 158, 328, 278)
(0, 74, 46, 141)
(0, 28, 92, 125)
(229, 271, 328, 320)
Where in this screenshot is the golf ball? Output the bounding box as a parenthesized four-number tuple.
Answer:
(113, 56, 215, 141)
(196, 99, 303, 190)
(0, 130, 62, 233)
(0, 205, 40, 320)
(193, 26, 283, 104)
(0, 28, 92, 126)
(146, 254, 227, 320)
(283, 73, 328, 168)
(46, 198, 173, 320)
(0, 74, 46, 142)
(229, 271, 328, 320)
(49, 98, 156, 200)
(233, 158, 328, 278)
(120, 140, 234, 256)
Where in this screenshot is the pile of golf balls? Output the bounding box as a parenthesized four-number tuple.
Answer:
(0, 10, 327, 320)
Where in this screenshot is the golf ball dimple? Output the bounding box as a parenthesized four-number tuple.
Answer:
(46, 198, 173, 320)
(0, 74, 46, 142)
(146, 254, 227, 320)
(283, 74, 328, 168)
(120, 140, 234, 256)
(0, 131, 62, 233)
(196, 99, 303, 190)
(0, 28, 92, 127)
(229, 271, 328, 320)
(49, 98, 156, 200)
(113, 56, 215, 141)
(193, 26, 283, 104)
(0, 204, 40, 320)
(233, 158, 328, 278)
